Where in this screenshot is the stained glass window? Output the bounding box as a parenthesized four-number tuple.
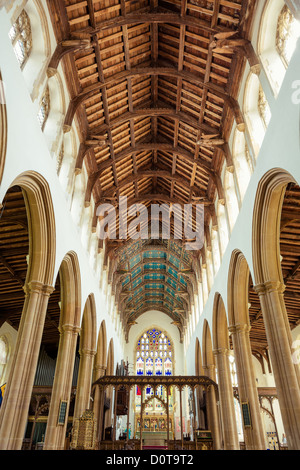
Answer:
(146, 357, 153, 376)
(164, 357, 172, 376)
(135, 328, 173, 376)
(9, 10, 32, 68)
(136, 357, 144, 375)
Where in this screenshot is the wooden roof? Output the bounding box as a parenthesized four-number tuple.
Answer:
(47, 0, 257, 339)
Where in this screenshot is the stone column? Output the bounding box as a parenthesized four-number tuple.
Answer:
(126, 385, 130, 442)
(203, 364, 221, 450)
(73, 348, 96, 419)
(0, 281, 53, 450)
(97, 385, 106, 442)
(166, 385, 170, 445)
(229, 324, 266, 449)
(140, 386, 144, 450)
(44, 323, 80, 450)
(255, 281, 300, 449)
(213, 348, 239, 450)
(92, 364, 106, 442)
(113, 385, 118, 442)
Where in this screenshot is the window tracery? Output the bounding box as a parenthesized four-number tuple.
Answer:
(136, 329, 173, 376)
(9, 10, 32, 68)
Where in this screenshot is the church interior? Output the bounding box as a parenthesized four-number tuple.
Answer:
(0, 0, 300, 452)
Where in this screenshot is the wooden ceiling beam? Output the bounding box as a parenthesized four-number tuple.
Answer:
(90, 107, 218, 137)
(47, 39, 91, 77)
(71, 11, 230, 37)
(85, 142, 215, 203)
(171, 0, 187, 199)
(120, 0, 139, 198)
(63, 65, 238, 131)
(100, 170, 209, 200)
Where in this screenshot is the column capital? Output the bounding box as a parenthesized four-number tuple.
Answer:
(93, 364, 106, 378)
(213, 347, 231, 357)
(228, 323, 251, 335)
(203, 364, 216, 372)
(254, 280, 285, 295)
(79, 347, 97, 357)
(23, 280, 54, 296)
(59, 323, 81, 335)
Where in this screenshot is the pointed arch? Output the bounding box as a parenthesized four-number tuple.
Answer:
(195, 337, 204, 376)
(80, 293, 97, 353)
(252, 168, 296, 286)
(8, 171, 56, 286)
(95, 320, 107, 373)
(212, 293, 230, 351)
(202, 319, 214, 370)
(58, 251, 81, 329)
(0, 70, 7, 186)
(227, 250, 250, 328)
(106, 338, 114, 376)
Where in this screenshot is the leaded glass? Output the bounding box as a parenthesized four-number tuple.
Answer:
(135, 328, 174, 375)
(9, 10, 32, 68)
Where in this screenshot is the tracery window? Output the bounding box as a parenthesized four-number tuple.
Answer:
(135, 329, 174, 376)
(37, 85, 50, 130)
(9, 10, 32, 68)
(276, 4, 300, 66)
